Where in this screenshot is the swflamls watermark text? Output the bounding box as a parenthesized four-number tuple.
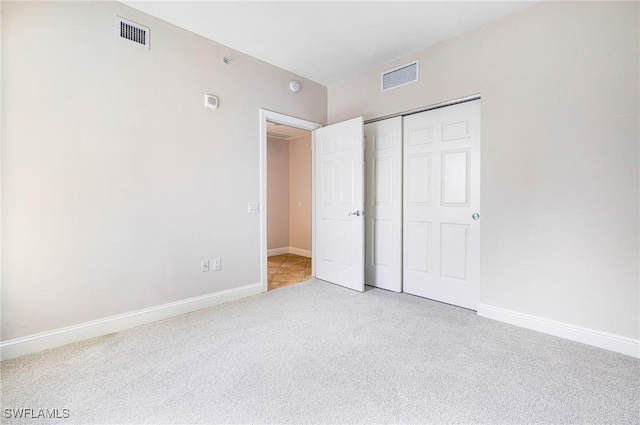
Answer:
(3, 408, 70, 419)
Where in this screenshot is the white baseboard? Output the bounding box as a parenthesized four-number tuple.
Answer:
(288, 247, 311, 258)
(267, 247, 289, 257)
(267, 247, 311, 258)
(477, 304, 640, 358)
(0, 283, 263, 361)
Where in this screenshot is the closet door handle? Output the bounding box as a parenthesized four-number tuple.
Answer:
(348, 210, 363, 217)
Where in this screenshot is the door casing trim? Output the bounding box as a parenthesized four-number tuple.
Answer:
(259, 110, 322, 292)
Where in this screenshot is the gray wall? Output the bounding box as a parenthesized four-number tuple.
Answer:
(2, 1, 326, 340)
(329, 1, 639, 339)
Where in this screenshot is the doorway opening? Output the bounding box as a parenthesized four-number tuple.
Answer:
(259, 110, 322, 293)
(266, 122, 313, 290)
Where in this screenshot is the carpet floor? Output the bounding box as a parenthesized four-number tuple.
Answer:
(1, 280, 639, 424)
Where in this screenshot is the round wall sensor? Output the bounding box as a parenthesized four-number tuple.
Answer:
(289, 80, 300, 93)
(204, 94, 218, 109)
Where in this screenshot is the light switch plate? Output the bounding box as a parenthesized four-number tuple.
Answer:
(248, 202, 259, 213)
(212, 258, 221, 271)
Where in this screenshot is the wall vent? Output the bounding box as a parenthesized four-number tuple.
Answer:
(381, 60, 419, 92)
(116, 16, 149, 49)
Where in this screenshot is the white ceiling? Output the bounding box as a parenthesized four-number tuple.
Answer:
(121, 1, 536, 86)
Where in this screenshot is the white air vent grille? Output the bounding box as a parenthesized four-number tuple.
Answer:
(116, 16, 149, 49)
(382, 60, 419, 92)
(267, 132, 291, 139)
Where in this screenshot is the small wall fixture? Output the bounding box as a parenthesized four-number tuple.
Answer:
(223, 56, 231, 65)
(204, 94, 219, 109)
(116, 16, 150, 50)
(289, 80, 300, 93)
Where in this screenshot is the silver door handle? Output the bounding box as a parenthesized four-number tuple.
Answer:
(348, 210, 363, 217)
(472, 213, 480, 220)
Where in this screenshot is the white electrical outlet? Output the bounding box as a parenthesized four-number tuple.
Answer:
(212, 258, 221, 271)
(201, 260, 210, 272)
(248, 202, 259, 213)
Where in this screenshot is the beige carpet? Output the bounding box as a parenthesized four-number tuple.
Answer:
(1, 279, 639, 424)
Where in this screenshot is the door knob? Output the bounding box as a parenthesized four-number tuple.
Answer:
(472, 213, 480, 220)
(348, 210, 363, 217)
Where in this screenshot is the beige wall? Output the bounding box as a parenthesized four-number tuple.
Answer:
(288, 134, 312, 252)
(1, 0, 326, 340)
(329, 1, 640, 339)
(267, 138, 290, 250)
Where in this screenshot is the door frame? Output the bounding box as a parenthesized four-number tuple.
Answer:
(259, 109, 322, 293)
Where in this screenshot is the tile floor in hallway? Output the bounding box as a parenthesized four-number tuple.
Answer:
(268, 254, 313, 290)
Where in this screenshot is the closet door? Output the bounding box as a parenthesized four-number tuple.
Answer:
(403, 100, 481, 310)
(364, 117, 402, 292)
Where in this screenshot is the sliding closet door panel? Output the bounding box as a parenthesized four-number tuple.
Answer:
(403, 100, 480, 310)
(364, 117, 402, 292)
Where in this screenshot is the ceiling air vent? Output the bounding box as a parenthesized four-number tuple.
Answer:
(381, 60, 419, 92)
(116, 16, 149, 49)
(267, 132, 291, 139)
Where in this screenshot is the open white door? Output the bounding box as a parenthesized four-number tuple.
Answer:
(314, 117, 365, 292)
